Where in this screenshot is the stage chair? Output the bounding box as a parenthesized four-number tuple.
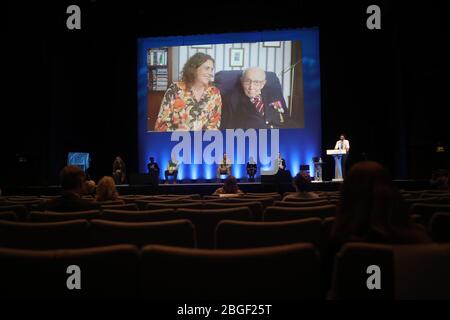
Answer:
(0, 219, 91, 249)
(100, 208, 177, 222)
(0, 244, 139, 299)
(429, 212, 450, 242)
(29, 210, 101, 222)
(176, 207, 252, 248)
(215, 218, 322, 249)
(140, 243, 321, 299)
(330, 243, 450, 299)
(263, 205, 337, 221)
(90, 219, 196, 248)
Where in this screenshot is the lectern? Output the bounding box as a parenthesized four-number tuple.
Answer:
(326, 149, 347, 181)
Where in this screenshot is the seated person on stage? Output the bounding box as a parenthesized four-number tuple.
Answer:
(276, 152, 286, 172)
(246, 156, 257, 180)
(283, 172, 320, 200)
(164, 155, 179, 184)
(112, 156, 126, 184)
(217, 153, 232, 179)
(147, 156, 160, 184)
(42, 165, 101, 212)
(213, 175, 244, 197)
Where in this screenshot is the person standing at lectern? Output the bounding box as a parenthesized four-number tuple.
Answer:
(335, 134, 350, 178)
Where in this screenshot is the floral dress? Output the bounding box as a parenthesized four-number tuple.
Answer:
(154, 81, 222, 131)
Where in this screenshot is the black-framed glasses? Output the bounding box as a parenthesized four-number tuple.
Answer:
(242, 79, 265, 86)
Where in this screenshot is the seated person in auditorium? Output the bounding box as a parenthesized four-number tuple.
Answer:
(220, 67, 291, 129)
(213, 175, 244, 197)
(324, 161, 432, 295)
(42, 165, 101, 212)
(83, 179, 97, 197)
(112, 156, 126, 184)
(217, 153, 232, 179)
(95, 176, 119, 202)
(283, 172, 320, 200)
(246, 156, 257, 180)
(429, 169, 449, 190)
(330, 160, 431, 253)
(154, 52, 222, 131)
(147, 156, 160, 184)
(164, 155, 179, 184)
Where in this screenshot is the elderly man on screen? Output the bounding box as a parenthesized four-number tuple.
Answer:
(220, 67, 289, 129)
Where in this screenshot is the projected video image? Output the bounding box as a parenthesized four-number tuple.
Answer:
(146, 41, 305, 132)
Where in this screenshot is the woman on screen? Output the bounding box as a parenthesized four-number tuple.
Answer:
(154, 52, 222, 131)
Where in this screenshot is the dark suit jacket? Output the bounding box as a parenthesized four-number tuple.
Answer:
(43, 192, 101, 212)
(221, 85, 292, 129)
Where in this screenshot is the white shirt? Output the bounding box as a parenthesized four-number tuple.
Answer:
(335, 139, 350, 152)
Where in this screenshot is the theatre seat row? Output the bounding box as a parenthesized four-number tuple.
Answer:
(1, 242, 449, 299)
(0, 216, 333, 250)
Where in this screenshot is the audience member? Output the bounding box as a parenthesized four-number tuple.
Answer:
(82, 179, 97, 197)
(430, 169, 449, 190)
(96, 176, 119, 202)
(283, 172, 320, 200)
(43, 165, 101, 212)
(325, 161, 432, 295)
(331, 161, 431, 247)
(213, 175, 244, 197)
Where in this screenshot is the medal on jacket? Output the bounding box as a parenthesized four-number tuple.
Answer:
(271, 101, 285, 123)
